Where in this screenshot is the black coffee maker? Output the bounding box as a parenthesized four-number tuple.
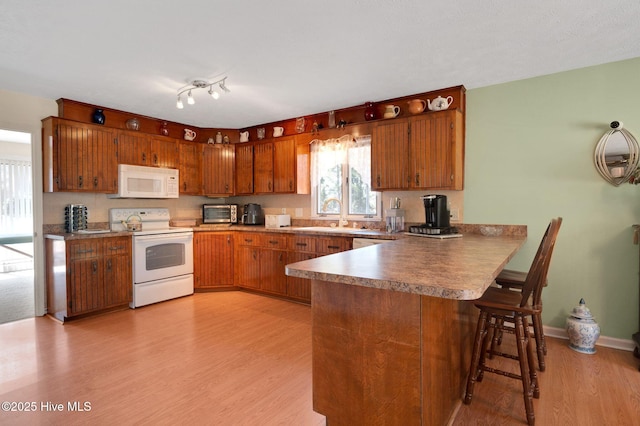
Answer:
(423, 194, 450, 229)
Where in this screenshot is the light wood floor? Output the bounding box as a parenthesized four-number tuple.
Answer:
(1, 291, 639, 426)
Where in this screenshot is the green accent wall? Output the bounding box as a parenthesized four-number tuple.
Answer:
(465, 57, 640, 339)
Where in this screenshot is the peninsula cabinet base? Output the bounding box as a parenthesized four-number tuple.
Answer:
(311, 280, 476, 426)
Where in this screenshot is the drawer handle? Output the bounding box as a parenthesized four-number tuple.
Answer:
(415, 173, 420, 185)
(93, 177, 98, 187)
(268, 240, 279, 245)
(296, 243, 307, 247)
(328, 245, 340, 249)
(109, 246, 125, 250)
(107, 259, 112, 271)
(142, 152, 146, 162)
(78, 175, 83, 188)
(244, 239, 253, 243)
(77, 249, 94, 254)
(376, 175, 380, 187)
(153, 154, 158, 164)
(92, 260, 98, 273)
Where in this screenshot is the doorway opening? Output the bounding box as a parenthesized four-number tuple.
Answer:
(0, 129, 34, 324)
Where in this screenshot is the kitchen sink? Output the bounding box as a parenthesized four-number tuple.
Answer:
(294, 226, 383, 235)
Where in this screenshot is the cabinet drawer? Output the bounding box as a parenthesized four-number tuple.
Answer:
(262, 234, 288, 249)
(68, 240, 102, 259)
(288, 235, 317, 252)
(316, 237, 351, 254)
(104, 237, 131, 255)
(237, 233, 263, 246)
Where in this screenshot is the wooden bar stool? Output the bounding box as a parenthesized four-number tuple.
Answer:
(464, 218, 561, 426)
(493, 218, 562, 371)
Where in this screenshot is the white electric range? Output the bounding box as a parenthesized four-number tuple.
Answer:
(109, 208, 194, 308)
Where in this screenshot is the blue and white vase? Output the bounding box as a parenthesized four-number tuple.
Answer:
(566, 298, 600, 354)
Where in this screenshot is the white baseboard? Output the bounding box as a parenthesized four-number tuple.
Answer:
(543, 325, 636, 352)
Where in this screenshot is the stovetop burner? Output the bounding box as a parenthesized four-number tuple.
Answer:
(408, 224, 458, 235)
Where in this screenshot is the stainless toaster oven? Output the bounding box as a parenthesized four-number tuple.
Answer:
(202, 204, 238, 224)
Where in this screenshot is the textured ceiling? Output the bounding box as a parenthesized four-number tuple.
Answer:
(1, 0, 639, 129)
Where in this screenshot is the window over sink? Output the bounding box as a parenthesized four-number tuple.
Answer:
(310, 135, 380, 220)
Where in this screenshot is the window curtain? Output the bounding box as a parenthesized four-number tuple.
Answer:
(0, 159, 32, 233)
(310, 134, 352, 190)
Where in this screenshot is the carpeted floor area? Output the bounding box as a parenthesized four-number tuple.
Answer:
(0, 269, 34, 324)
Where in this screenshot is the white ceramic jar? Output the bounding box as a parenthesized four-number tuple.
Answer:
(566, 298, 600, 354)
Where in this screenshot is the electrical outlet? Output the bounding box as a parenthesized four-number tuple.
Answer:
(281, 208, 286, 214)
(450, 208, 459, 221)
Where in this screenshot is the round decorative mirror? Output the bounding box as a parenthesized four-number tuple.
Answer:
(594, 121, 640, 186)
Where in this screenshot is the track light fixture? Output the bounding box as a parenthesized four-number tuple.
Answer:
(176, 77, 230, 109)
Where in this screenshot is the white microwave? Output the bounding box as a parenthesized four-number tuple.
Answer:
(108, 164, 179, 199)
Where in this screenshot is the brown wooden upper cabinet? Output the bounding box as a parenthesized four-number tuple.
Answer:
(42, 117, 118, 193)
(203, 144, 235, 196)
(371, 109, 464, 191)
(179, 141, 203, 195)
(254, 140, 274, 193)
(148, 135, 179, 169)
(235, 143, 254, 195)
(234, 135, 310, 196)
(116, 130, 178, 169)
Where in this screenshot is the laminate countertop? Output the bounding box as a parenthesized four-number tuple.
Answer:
(286, 232, 527, 300)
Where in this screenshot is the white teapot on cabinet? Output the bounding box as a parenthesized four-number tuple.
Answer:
(427, 95, 453, 111)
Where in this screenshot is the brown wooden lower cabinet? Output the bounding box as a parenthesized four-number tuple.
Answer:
(194, 232, 234, 289)
(46, 236, 132, 322)
(233, 232, 352, 303)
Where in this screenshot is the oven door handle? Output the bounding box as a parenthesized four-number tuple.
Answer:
(134, 232, 193, 242)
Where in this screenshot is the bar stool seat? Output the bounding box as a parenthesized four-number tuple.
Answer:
(492, 218, 562, 371)
(464, 218, 561, 426)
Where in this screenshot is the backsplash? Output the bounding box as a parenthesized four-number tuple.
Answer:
(43, 190, 464, 228)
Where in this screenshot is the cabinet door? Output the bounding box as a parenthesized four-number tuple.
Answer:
(179, 142, 203, 194)
(149, 135, 178, 168)
(235, 143, 254, 195)
(371, 120, 410, 190)
(195, 232, 234, 288)
(286, 251, 315, 302)
(409, 110, 463, 190)
(103, 237, 132, 307)
(203, 144, 235, 196)
(117, 130, 150, 166)
(54, 120, 118, 192)
(68, 257, 103, 315)
(254, 141, 274, 193)
(260, 249, 287, 295)
(273, 137, 296, 193)
(235, 246, 261, 289)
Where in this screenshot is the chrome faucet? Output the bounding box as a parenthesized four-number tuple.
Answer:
(322, 198, 348, 227)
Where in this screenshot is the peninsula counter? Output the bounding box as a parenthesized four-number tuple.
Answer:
(286, 231, 527, 425)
